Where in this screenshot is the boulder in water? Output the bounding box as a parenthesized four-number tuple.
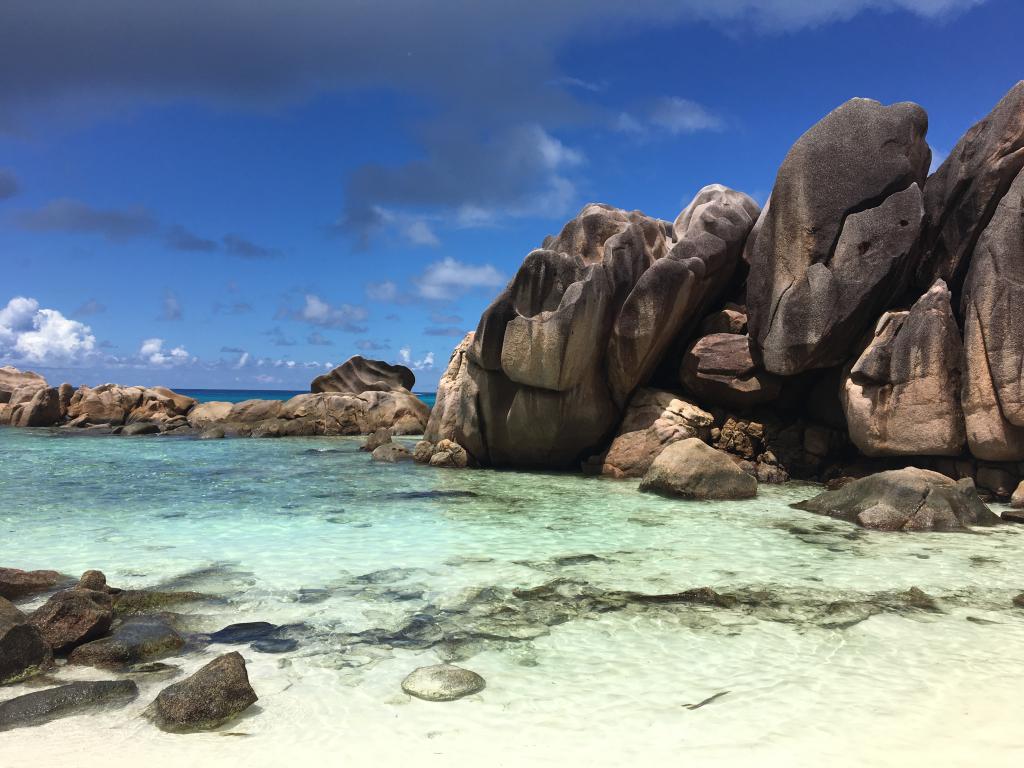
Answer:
(639, 438, 758, 500)
(401, 664, 486, 702)
(0, 680, 138, 732)
(30, 588, 114, 654)
(149, 651, 258, 732)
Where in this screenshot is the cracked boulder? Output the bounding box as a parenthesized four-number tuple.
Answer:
(792, 467, 999, 531)
(916, 81, 1024, 292)
(841, 280, 966, 456)
(747, 97, 929, 375)
(961, 167, 1024, 460)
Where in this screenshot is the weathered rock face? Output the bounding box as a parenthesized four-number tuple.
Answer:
(638, 437, 758, 500)
(792, 468, 999, 531)
(916, 81, 1024, 292)
(186, 401, 232, 430)
(371, 442, 412, 463)
(30, 589, 114, 654)
(67, 384, 145, 425)
(311, 356, 415, 394)
(0, 617, 53, 684)
(0, 366, 46, 404)
(0, 567, 62, 600)
(680, 334, 782, 409)
(0, 680, 138, 732)
(747, 98, 930, 376)
(150, 651, 258, 732)
(127, 387, 196, 427)
(597, 389, 713, 478)
(842, 280, 966, 456)
(3, 386, 63, 427)
(276, 391, 429, 435)
(428, 189, 758, 468)
(698, 303, 747, 336)
(401, 664, 485, 702)
(961, 168, 1024, 460)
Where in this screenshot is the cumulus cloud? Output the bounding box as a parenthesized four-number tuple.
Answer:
(414, 257, 506, 301)
(0, 169, 18, 200)
(139, 337, 190, 366)
(296, 294, 368, 332)
(397, 345, 435, 371)
(0, 296, 97, 364)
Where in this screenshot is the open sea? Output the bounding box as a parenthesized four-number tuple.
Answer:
(2, 424, 1024, 766)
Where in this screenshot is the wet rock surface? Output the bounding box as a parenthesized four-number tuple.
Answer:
(0, 680, 138, 732)
(29, 588, 114, 654)
(402, 664, 486, 702)
(0, 567, 63, 600)
(68, 614, 185, 670)
(0, 617, 53, 684)
(149, 651, 258, 733)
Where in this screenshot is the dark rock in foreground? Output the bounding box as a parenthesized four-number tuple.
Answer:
(0, 617, 53, 684)
(0, 680, 138, 732)
(401, 664, 485, 702)
(30, 588, 114, 654)
(639, 438, 757, 500)
(68, 614, 185, 670)
(792, 467, 999, 531)
(149, 651, 258, 732)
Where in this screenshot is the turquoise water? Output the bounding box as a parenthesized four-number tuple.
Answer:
(2, 426, 1024, 766)
(178, 388, 437, 407)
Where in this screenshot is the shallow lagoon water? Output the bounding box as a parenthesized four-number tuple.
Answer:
(2, 427, 1024, 767)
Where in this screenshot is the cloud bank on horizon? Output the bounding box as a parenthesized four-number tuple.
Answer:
(0, 0, 1010, 389)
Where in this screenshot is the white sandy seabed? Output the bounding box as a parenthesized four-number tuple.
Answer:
(2, 429, 1024, 767)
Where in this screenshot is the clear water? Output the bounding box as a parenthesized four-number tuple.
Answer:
(2, 426, 1024, 767)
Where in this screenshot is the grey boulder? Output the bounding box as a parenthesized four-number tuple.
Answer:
(792, 468, 999, 531)
(639, 438, 758, 500)
(0, 680, 138, 732)
(401, 664, 486, 702)
(149, 651, 258, 732)
(311, 356, 415, 394)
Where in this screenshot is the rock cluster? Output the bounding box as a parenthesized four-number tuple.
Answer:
(0, 356, 428, 437)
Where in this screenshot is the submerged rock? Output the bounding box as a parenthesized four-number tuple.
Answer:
(0, 567, 62, 600)
(639, 438, 758, 500)
(792, 468, 999, 531)
(122, 421, 159, 436)
(0, 680, 138, 732)
(362, 427, 393, 452)
(371, 442, 412, 463)
(401, 664, 486, 702)
(0, 616, 53, 684)
(208, 622, 279, 644)
(150, 651, 258, 733)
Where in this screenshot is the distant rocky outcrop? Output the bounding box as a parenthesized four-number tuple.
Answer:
(746, 98, 929, 376)
(311, 356, 415, 394)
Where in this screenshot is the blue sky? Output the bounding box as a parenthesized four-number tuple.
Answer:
(0, 0, 1020, 391)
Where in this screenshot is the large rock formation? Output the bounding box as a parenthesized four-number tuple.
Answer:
(311, 356, 415, 394)
(428, 188, 758, 468)
(961, 168, 1024, 460)
(792, 467, 998, 531)
(5, 386, 63, 427)
(596, 389, 713, 478)
(841, 280, 966, 456)
(680, 333, 782, 409)
(746, 98, 930, 375)
(916, 81, 1024, 292)
(0, 366, 46, 403)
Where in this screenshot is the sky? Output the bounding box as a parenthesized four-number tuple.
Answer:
(0, 0, 1021, 391)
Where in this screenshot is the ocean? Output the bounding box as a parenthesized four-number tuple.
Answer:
(2, 426, 1024, 766)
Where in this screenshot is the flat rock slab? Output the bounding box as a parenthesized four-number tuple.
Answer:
(0, 680, 138, 732)
(1002, 510, 1024, 524)
(401, 664, 486, 702)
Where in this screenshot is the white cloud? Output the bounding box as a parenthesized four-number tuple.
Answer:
(0, 296, 97, 365)
(366, 281, 398, 302)
(414, 257, 507, 301)
(650, 97, 723, 134)
(139, 337, 190, 366)
(299, 294, 368, 331)
(413, 351, 435, 371)
(398, 346, 411, 364)
(235, 351, 250, 368)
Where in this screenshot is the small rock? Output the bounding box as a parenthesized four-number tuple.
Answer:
(122, 422, 159, 436)
(639, 438, 758, 500)
(208, 622, 278, 644)
(1003, 509, 1024, 524)
(362, 427, 393, 452)
(68, 614, 184, 670)
(429, 439, 469, 469)
(250, 638, 297, 654)
(149, 651, 258, 733)
(1012, 593, 1024, 609)
(30, 589, 114, 654)
(127, 661, 182, 679)
(0, 567, 62, 600)
(904, 587, 939, 611)
(372, 443, 412, 463)
(0, 617, 53, 684)
(77, 570, 107, 592)
(401, 664, 485, 702)
(412, 440, 434, 464)
(0, 681, 138, 732)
